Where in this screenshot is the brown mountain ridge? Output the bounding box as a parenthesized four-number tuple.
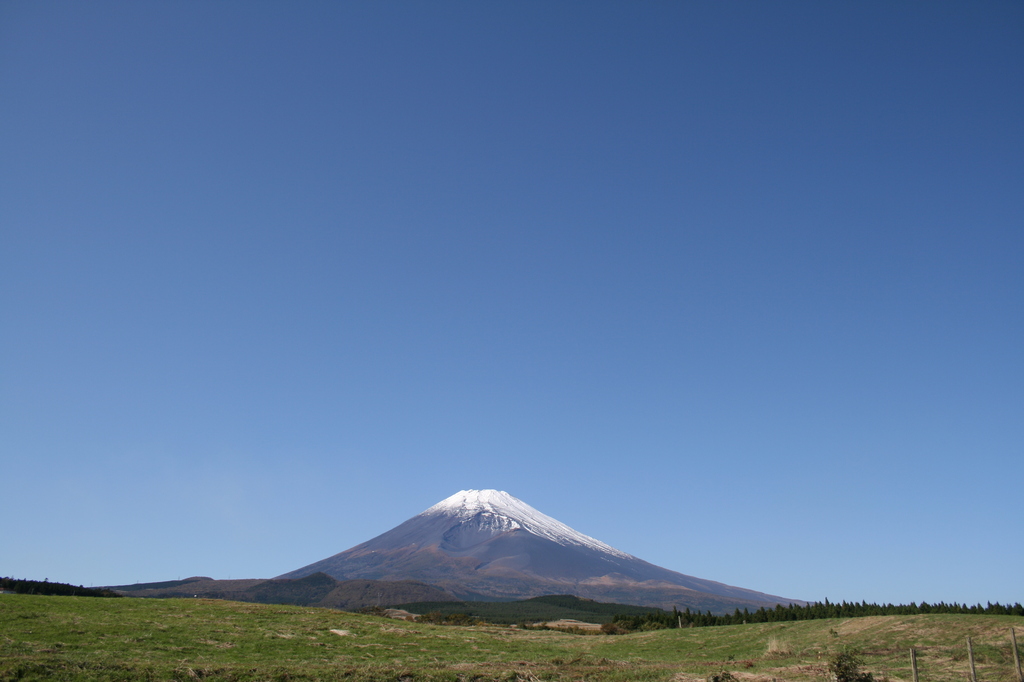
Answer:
(110, 573, 456, 610)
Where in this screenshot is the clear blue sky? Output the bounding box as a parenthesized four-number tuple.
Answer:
(2, 1, 1021, 606)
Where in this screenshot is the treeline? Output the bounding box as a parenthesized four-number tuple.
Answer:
(395, 594, 664, 625)
(0, 577, 121, 598)
(612, 599, 1024, 632)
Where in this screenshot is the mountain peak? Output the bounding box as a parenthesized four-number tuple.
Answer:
(421, 489, 632, 559)
(426, 489, 521, 514)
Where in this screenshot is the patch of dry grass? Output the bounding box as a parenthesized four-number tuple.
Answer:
(764, 635, 792, 657)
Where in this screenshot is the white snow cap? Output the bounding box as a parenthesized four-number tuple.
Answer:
(422, 489, 632, 560)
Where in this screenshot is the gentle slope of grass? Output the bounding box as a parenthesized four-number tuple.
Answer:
(2, 594, 1022, 681)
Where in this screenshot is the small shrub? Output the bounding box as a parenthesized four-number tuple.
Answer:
(640, 621, 668, 631)
(827, 650, 874, 682)
(443, 612, 477, 626)
(418, 611, 445, 624)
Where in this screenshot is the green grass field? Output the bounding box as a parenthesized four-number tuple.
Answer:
(2, 594, 1022, 681)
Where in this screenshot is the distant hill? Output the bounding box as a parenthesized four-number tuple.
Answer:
(107, 573, 457, 609)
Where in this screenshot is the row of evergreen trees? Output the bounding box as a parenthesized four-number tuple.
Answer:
(0, 577, 121, 598)
(612, 599, 1024, 631)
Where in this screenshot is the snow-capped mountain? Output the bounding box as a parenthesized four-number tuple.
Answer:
(279, 489, 801, 611)
(423, 489, 631, 559)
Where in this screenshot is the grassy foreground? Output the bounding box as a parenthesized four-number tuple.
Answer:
(2, 594, 1022, 681)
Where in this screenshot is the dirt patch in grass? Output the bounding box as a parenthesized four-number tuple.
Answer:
(197, 638, 235, 649)
(544, 619, 603, 632)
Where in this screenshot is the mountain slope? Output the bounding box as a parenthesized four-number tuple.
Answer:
(279, 489, 802, 612)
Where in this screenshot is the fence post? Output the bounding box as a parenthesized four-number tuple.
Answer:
(1012, 627, 1023, 682)
(910, 647, 919, 682)
(968, 636, 977, 682)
